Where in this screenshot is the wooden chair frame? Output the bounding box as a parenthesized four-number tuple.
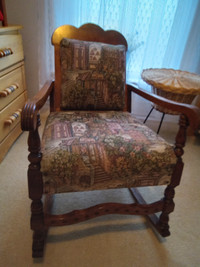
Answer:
(21, 24, 200, 258)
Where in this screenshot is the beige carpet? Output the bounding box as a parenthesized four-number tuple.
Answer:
(0, 108, 200, 267)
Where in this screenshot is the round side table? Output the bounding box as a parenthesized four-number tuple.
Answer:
(141, 68, 200, 133)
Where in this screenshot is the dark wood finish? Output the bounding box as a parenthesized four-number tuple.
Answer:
(22, 81, 54, 257)
(127, 83, 200, 131)
(21, 23, 200, 258)
(128, 113, 189, 237)
(44, 201, 164, 227)
(21, 80, 54, 131)
(156, 114, 188, 236)
(128, 84, 196, 236)
(125, 84, 132, 112)
(27, 114, 46, 257)
(53, 45, 61, 111)
(129, 188, 160, 230)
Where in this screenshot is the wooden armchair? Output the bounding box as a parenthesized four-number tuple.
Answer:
(21, 23, 200, 258)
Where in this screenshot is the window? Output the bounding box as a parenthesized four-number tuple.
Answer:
(38, 0, 200, 91)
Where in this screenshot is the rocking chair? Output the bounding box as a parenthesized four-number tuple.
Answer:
(21, 23, 200, 258)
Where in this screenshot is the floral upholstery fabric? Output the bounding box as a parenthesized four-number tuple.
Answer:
(41, 111, 177, 194)
(60, 38, 126, 110)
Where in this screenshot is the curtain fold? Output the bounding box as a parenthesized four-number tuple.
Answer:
(38, 0, 200, 90)
(37, 0, 55, 88)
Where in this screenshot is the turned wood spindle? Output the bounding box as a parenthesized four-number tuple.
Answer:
(157, 114, 189, 236)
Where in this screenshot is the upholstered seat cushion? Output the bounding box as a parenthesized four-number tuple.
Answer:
(41, 111, 177, 194)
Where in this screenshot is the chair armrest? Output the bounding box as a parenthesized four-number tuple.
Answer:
(127, 83, 200, 130)
(21, 80, 54, 131)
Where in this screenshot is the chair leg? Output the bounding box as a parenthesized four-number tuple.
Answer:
(31, 194, 53, 257)
(27, 114, 46, 258)
(157, 159, 184, 237)
(156, 185, 175, 237)
(129, 187, 172, 237)
(30, 199, 46, 257)
(143, 106, 154, 123)
(157, 114, 188, 236)
(130, 115, 188, 238)
(32, 229, 47, 258)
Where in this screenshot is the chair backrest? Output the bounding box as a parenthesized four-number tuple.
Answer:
(51, 23, 128, 112)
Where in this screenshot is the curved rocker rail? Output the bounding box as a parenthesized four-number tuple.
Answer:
(44, 200, 164, 227)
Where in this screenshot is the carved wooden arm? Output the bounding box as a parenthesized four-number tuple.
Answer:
(21, 80, 54, 131)
(127, 83, 200, 131)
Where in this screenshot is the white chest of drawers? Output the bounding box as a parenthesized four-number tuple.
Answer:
(0, 26, 27, 162)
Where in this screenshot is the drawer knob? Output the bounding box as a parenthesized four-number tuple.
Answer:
(0, 48, 13, 58)
(0, 83, 19, 97)
(4, 108, 22, 126)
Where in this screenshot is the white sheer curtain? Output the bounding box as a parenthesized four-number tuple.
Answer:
(38, 0, 200, 90)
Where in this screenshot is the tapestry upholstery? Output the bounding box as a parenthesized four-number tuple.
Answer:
(60, 38, 126, 110)
(41, 111, 177, 194)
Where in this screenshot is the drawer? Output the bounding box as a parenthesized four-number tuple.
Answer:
(0, 122, 22, 163)
(0, 34, 24, 71)
(0, 91, 27, 143)
(0, 64, 25, 111)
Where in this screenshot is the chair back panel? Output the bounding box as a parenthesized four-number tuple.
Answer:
(51, 24, 128, 111)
